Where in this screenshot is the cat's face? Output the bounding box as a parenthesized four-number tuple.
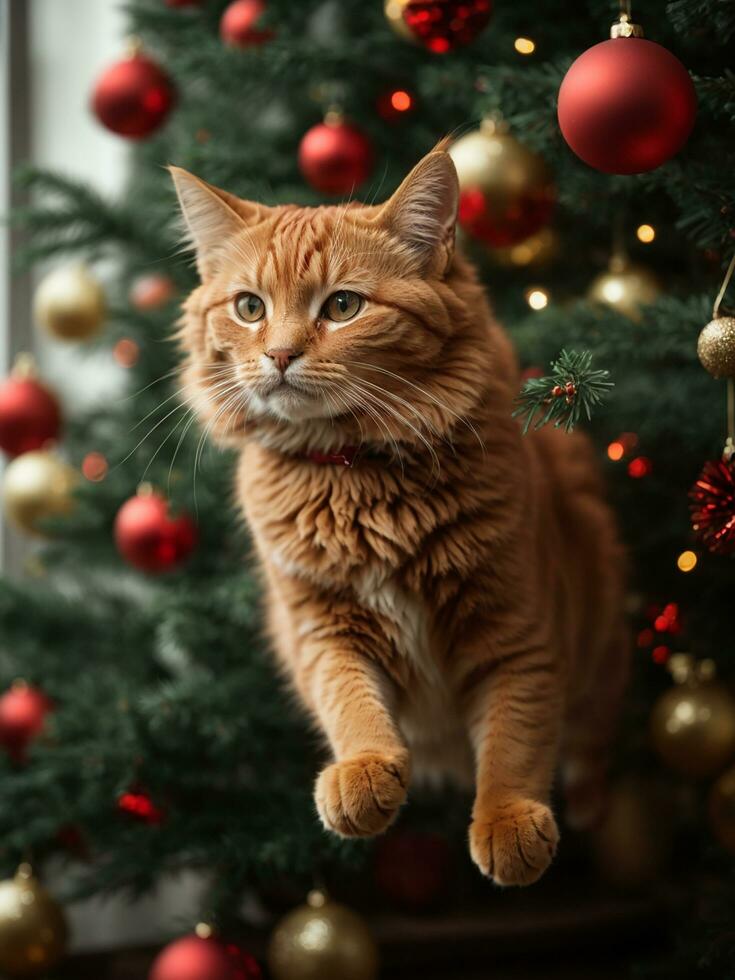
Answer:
(172, 149, 459, 439)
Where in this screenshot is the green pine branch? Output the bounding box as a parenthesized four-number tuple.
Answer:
(514, 350, 613, 434)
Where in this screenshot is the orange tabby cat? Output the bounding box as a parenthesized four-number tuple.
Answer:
(170, 147, 628, 886)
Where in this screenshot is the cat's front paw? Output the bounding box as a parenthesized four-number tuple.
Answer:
(469, 798, 559, 886)
(315, 751, 409, 838)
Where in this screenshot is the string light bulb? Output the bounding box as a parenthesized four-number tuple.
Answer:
(636, 224, 656, 243)
(677, 550, 698, 573)
(525, 286, 549, 310)
(514, 37, 536, 54)
(607, 441, 625, 461)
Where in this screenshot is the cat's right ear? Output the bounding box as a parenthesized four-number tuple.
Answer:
(168, 167, 265, 277)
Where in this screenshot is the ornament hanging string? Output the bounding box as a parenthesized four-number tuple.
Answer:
(712, 253, 735, 459)
(713, 252, 735, 319)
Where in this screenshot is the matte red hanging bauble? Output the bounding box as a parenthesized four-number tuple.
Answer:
(557, 16, 696, 174)
(690, 454, 735, 556)
(0, 360, 60, 458)
(401, 0, 492, 53)
(298, 116, 374, 196)
(114, 489, 197, 573)
(220, 0, 273, 47)
(149, 934, 262, 980)
(91, 50, 176, 139)
(0, 683, 53, 763)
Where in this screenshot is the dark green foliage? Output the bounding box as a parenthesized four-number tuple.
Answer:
(514, 349, 613, 433)
(1, 0, 734, 965)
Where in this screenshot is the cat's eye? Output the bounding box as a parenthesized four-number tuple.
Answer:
(322, 290, 363, 323)
(234, 292, 265, 324)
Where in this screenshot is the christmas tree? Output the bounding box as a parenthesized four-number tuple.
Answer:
(1, 0, 735, 975)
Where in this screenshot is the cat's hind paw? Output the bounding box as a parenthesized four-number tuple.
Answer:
(469, 798, 558, 886)
(315, 751, 409, 838)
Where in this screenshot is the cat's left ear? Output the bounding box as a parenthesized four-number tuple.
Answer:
(381, 148, 459, 274)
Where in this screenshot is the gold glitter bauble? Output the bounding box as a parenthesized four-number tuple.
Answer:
(650, 676, 735, 779)
(697, 316, 735, 379)
(0, 865, 68, 977)
(709, 764, 735, 854)
(590, 776, 674, 888)
(268, 890, 379, 980)
(587, 254, 660, 321)
(2, 450, 76, 535)
(383, 0, 414, 41)
(34, 264, 105, 341)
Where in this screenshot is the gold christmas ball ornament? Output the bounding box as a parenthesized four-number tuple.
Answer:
(0, 864, 68, 977)
(587, 254, 660, 321)
(383, 0, 414, 41)
(709, 764, 735, 855)
(697, 316, 735, 379)
(590, 776, 674, 889)
(650, 655, 735, 779)
(34, 263, 106, 341)
(2, 449, 77, 535)
(448, 120, 555, 249)
(268, 890, 379, 980)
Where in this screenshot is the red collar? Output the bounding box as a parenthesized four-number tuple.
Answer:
(303, 445, 360, 467)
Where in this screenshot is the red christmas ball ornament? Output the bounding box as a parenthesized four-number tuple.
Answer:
(374, 831, 451, 910)
(298, 115, 374, 196)
(130, 273, 176, 311)
(150, 934, 262, 980)
(220, 0, 273, 47)
(114, 488, 197, 573)
(401, 0, 492, 54)
(0, 682, 52, 763)
(0, 357, 61, 458)
(91, 50, 176, 139)
(557, 15, 696, 175)
(690, 453, 735, 556)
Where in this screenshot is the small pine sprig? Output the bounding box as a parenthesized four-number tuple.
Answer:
(514, 350, 613, 434)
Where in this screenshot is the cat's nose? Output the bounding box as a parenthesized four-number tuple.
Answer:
(265, 348, 303, 374)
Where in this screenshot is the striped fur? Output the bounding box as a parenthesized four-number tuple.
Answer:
(172, 150, 628, 886)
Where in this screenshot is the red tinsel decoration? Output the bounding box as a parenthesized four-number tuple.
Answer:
(402, 0, 492, 54)
(690, 455, 735, 555)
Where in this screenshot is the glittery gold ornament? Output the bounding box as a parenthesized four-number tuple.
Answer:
(34, 264, 106, 341)
(697, 317, 735, 379)
(587, 253, 660, 320)
(0, 864, 68, 977)
(2, 449, 76, 535)
(590, 776, 674, 888)
(709, 764, 735, 854)
(650, 655, 735, 779)
(268, 890, 379, 980)
(383, 0, 414, 41)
